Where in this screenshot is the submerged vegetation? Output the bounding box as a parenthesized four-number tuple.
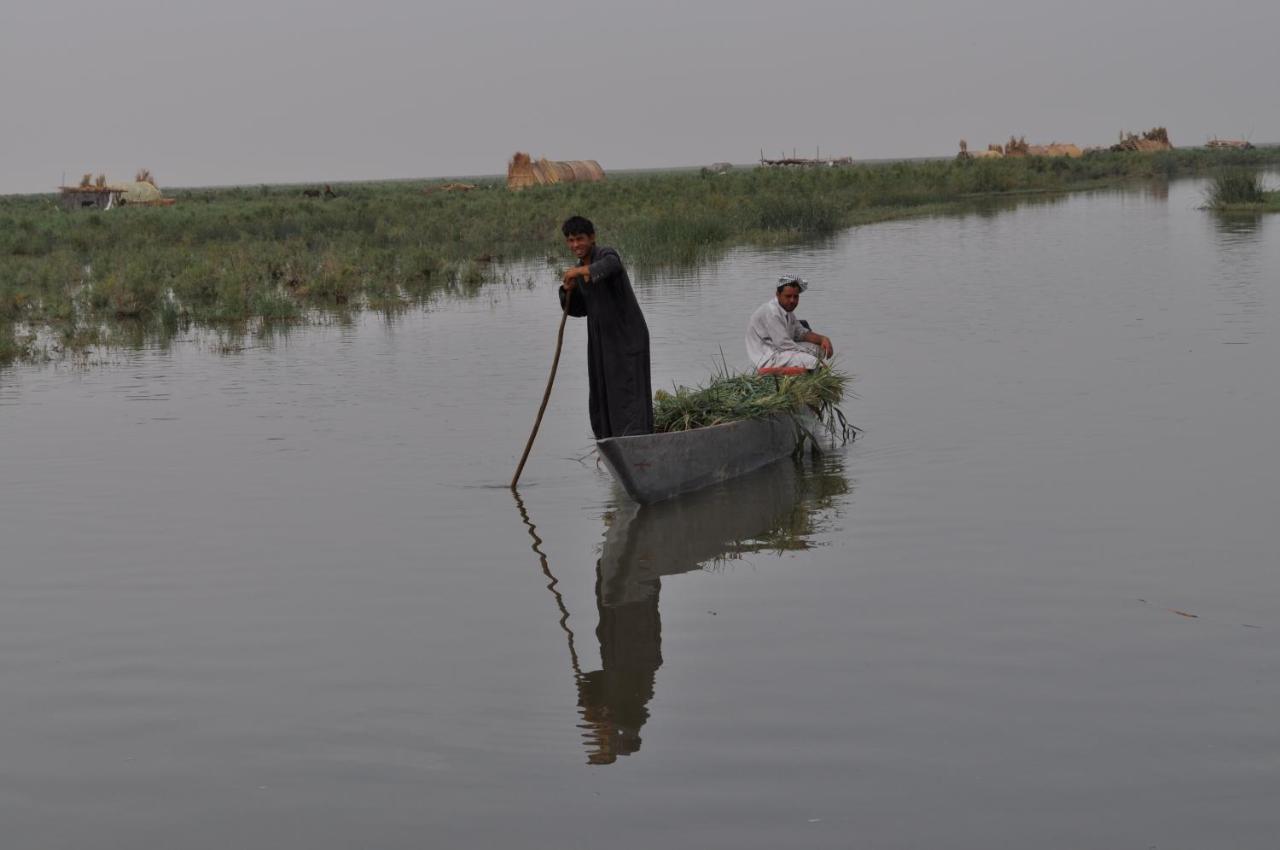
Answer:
(1205, 169, 1280, 212)
(4, 145, 1280, 364)
(653, 366, 855, 449)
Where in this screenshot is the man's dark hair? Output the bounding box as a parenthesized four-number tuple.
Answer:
(562, 216, 595, 237)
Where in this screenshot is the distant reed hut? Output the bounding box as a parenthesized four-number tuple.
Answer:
(1027, 143, 1083, 158)
(1111, 127, 1173, 153)
(1206, 138, 1253, 151)
(997, 136, 1083, 158)
(60, 185, 125, 210)
(506, 152, 605, 191)
(957, 140, 1003, 159)
(58, 170, 173, 210)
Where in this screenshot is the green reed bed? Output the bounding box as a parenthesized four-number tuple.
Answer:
(4, 146, 1280, 364)
(1205, 169, 1280, 212)
(653, 366, 856, 450)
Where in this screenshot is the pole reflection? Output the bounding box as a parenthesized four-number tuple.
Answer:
(512, 489, 584, 679)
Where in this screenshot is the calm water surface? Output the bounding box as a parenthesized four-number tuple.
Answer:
(2, 178, 1278, 848)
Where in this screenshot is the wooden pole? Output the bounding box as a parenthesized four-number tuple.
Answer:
(511, 298, 570, 488)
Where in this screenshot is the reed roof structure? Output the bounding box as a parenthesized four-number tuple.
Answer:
(1206, 138, 1253, 150)
(58, 172, 172, 209)
(1111, 127, 1173, 153)
(506, 152, 605, 191)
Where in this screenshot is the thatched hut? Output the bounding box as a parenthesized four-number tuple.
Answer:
(1206, 138, 1253, 151)
(1002, 136, 1031, 157)
(58, 170, 172, 210)
(60, 185, 125, 210)
(997, 136, 1082, 158)
(115, 180, 164, 203)
(1026, 143, 1083, 158)
(1111, 127, 1173, 153)
(506, 152, 605, 190)
(957, 140, 1004, 159)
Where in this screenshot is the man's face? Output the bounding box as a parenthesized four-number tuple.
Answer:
(776, 285, 801, 313)
(566, 232, 595, 260)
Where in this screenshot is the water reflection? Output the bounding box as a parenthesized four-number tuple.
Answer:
(1210, 211, 1264, 241)
(574, 455, 850, 764)
(1144, 180, 1170, 202)
(1206, 210, 1269, 341)
(959, 191, 1070, 220)
(512, 490, 586, 681)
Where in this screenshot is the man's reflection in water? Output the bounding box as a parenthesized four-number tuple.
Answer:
(577, 556, 661, 764)
(576, 454, 850, 764)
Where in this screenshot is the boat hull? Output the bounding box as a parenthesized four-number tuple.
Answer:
(596, 414, 806, 505)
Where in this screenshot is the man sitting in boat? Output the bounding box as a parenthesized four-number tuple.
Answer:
(745, 275, 835, 372)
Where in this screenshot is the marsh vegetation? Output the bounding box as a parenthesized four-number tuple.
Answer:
(4, 146, 1280, 364)
(1205, 168, 1280, 212)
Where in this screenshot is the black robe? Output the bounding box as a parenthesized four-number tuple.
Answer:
(559, 246, 653, 439)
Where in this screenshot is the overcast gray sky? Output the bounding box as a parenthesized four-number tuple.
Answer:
(2, 0, 1277, 194)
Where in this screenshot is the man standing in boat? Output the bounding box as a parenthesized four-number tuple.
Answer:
(559, 216, 654, 439)
(746, 275, 835, 371)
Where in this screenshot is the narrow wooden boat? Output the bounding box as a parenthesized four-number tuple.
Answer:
(596, 413, 811, 505)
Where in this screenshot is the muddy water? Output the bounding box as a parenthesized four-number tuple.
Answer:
(2, 177, 1278, 848)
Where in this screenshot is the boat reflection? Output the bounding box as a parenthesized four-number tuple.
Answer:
(576, 454, 849, 764)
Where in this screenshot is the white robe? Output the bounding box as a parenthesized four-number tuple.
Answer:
(745, 298, 824, 370)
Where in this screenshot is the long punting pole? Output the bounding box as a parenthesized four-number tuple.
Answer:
(511, 299, 570, 488)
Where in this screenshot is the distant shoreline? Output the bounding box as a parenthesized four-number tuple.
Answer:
(5, 146, 1280, 365)
(8, 146, 1276, 200)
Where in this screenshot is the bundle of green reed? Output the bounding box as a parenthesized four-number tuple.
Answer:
(653, 364, 857, 449)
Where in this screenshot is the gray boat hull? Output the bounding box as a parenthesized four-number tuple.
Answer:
(596, 414, 807, 505)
